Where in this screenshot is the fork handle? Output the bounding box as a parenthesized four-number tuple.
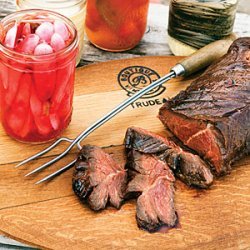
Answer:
(171, 34, 237, 76)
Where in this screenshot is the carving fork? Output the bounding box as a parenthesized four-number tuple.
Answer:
(16, 35, 236, 184)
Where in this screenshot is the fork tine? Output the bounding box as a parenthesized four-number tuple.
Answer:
(15, 137, 73, 168)
(35, 159, 77, 185)
(25, 137, 78, 176)
(25, 152, 67, 177)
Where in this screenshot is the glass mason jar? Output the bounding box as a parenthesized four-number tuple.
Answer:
(0, 9, 78, 143)
(16, 0, 85, 64)
(168, 0, 239, 55)
(85, 0, 150, 52)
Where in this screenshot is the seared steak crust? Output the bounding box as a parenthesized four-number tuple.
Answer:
(72, 145, 127, 211)
(125, 127, 172, 153)
(163, 149, 213, 188)
(159, 38, 250, 175)
(125, 126, 213, 188)
(126, 150, 177, 232)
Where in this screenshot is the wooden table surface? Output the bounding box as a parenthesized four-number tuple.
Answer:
(0, 1, 250, 249)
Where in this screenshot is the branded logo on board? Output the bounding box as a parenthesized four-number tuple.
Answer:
(117, 66, 167, 109)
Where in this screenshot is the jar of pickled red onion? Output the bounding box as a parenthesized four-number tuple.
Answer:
(16, 0, 86, 64)
(0, 9, 78, 143)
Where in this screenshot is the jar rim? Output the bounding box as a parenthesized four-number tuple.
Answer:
(0, 9, 78, 62)
(16, 0, 85, 10)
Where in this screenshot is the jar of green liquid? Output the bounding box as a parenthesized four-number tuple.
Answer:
(168, 0, 239, 56)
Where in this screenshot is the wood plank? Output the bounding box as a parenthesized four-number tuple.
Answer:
(0, 153, 249, 249)
(1, 2, 250, 67)
(0, 56, 249, 249)
(79, 5, 250, 66)
(1, 2, 250, 248)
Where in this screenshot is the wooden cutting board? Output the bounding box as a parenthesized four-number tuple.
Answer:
(0, 56, 249, 250)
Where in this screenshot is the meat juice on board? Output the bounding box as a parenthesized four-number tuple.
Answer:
(85, 0, 149, 51)
(0, 10, 78, 143)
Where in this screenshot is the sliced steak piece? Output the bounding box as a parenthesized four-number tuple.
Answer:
(72, 145, 127, 211)
(162, 149, 213, 188)
(159, 38, 250, 175)
(126, 150, 177, 232)
(125, 126, 173, 153)
(125, 126, 213, 188)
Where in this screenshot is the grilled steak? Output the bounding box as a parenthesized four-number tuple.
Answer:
(125, 126, 213, 188)
(72, 145, 127, 211)
(125, 126, 173, 154)
(159, 38, 250, 175)
(126, 150, 177, 232)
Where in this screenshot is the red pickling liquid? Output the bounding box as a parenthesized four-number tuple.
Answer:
(0, 11, 78, 143)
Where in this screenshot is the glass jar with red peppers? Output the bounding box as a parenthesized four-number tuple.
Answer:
(0, 10, 78, 143)
(85, 0, 150, 52)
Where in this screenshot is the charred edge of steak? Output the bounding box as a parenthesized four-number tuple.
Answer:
(124, 126, 171, 154)
(72, 145, 127, 211)
(136, 213, 178, 233)
(136, 211, 179, 233)
(125, 127, 213, 188)
(72, 171, 93, 202)
(163, 149, 213, 189)
(126, 150, 177, 233)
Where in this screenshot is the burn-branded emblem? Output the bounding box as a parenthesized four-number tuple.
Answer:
(118, 66, 165, 99)
(118, 66, 167, 109)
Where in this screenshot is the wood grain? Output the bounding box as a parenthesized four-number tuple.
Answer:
(1, 2, 250, 67)
(0, 147, 249, 250)
(0, 56, 249, 249)
(1, 2, 250, 248)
